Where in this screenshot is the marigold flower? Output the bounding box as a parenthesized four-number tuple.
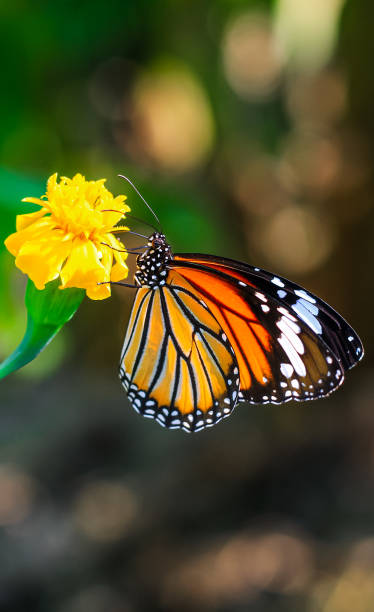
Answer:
(5, 173, 130, 300)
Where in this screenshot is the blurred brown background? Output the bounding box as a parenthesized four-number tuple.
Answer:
(0, 0, 373, 611)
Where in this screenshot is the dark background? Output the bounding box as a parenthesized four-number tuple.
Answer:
(0, 1, 373, 611)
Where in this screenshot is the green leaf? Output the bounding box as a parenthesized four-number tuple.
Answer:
(0, 279, 84, 380)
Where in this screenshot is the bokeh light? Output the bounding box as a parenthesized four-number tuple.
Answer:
(130, 64, 215, 172)
(250, 205, 336, 275)
(162, 529, 313, 607)
(0, 465, 35, 526)
(222, 12, 285, 100)
(274, 0, 346, 70)
(281, 131, 341, 195)
(73, 480, 138, 542)
(315, 538, 374, 612)
(232, 155, 289, 218)
(285, 70, 347, 128)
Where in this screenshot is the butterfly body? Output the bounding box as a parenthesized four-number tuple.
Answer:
(134, 233, 172, 288)
(119, 232, 363, 433)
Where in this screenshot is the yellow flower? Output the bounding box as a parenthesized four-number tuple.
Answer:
(5, 173, 130, 300)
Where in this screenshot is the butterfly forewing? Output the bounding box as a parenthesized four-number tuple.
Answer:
(119, 270, 240, 432)
(171, 255, 362, 404)
(174, 254, 363, 371)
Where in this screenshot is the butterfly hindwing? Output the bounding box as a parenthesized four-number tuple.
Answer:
(171, 254, 363, 404)
(119, 270, 240, 432)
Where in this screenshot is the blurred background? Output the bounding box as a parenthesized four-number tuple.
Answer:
(0, 0, 373, 610)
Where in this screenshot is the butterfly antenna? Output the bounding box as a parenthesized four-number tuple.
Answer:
(101, 242, 147, 253)
(112, 229, 149, 240)
(126, 212, 159, 233)
(118, 174, 164, 233)
(100, 208, 156, 235)
(127, 230, 149, 240)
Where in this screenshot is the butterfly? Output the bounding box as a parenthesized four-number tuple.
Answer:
(118, 225, 363, 433)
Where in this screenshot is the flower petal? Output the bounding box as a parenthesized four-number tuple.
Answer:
(85, 281, 111, 300)
(60, 239, 105, 290)
(21, 197, 45, 207)
(5, 218, 57, 256)
(16, 208, 48, 231)
(98, 195, 129, 228)
(111, 259, 129, 282)
(80, 244, 114, 300)
(104, 234, 129, 281)
(15, 234, 72, 289)
(100, 244, 114, 279)
(46, 173, 58, 198)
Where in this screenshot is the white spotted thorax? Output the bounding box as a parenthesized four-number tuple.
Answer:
(135, 233, 172, 288)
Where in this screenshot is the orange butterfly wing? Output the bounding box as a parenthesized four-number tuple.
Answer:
(172, 256, 347, 404)
(119, 270, 240, 432)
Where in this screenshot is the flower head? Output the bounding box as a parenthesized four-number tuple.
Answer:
(5, 173, 131, 300)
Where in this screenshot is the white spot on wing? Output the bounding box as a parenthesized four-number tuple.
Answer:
(278, 307, 297, 322)
(294, 289, 316, 304)
(298, 298, 319, 316)
(255, 292, 267, 302)
(277, 290, 287, 299)
(279, 315, 301, 335)
(280, 363, 293, 378)
(272, 276, 285, 288)
(276, 318, 304, 355)
(278, 334, 307, 377)
(292, 301, 322, 335)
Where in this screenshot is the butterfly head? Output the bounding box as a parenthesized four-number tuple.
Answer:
(148, 232, 166, 248)
(135, 232, 172, 288)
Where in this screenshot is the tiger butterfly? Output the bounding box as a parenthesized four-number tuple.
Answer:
(118, 230, 363, 433)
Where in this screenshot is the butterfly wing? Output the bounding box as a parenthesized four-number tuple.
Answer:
(119, 270, 240, 432)
(171, 254, 363, 404)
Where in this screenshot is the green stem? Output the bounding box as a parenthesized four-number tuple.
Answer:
(0, 279, 85, 380)
(0, 317, 60, 379)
